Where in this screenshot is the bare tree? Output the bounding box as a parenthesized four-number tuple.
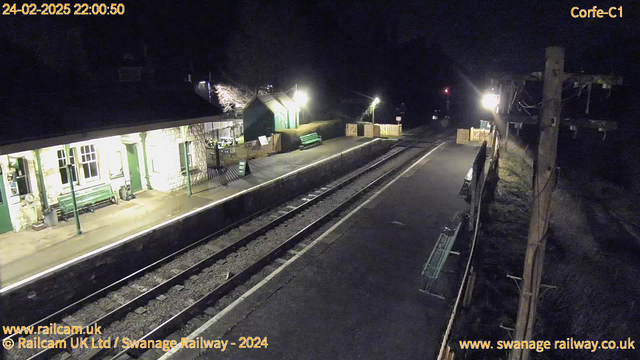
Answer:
(213, 84, 254, 116)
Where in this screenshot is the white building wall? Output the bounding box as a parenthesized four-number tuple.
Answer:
(1, 123, 207, 232)
(39, 137, 129, 207)
(145, 124, 207, 192)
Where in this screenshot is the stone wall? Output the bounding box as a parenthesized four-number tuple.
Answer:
(1, 124, 208, 232)
(1, 139, 392, 326)
(146, 124, 207, 192)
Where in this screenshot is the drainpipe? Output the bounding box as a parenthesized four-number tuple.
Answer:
(181, 125, 192, 197)
(64, 145, 82, 235)
(140, 132, 152, 190)
(34, 149, 48, 210)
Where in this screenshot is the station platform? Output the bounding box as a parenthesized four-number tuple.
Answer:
(0, 136, 376, 287)
(171, 142, 478, 360)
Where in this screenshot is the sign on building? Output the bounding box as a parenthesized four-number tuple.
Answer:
(238, 159, 251, 176)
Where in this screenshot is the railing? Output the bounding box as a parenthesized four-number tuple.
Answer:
(438, 129, 501, 360)
(206, 134, 282, 169)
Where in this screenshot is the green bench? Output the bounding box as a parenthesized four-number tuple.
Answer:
(419, 220, 463, 299)
(299, 132, 322, 150)
(58, 183, 118, 220)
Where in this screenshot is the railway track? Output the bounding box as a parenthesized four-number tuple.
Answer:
(4, 138, 440, 360)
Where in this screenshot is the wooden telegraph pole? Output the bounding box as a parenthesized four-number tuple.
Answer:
(510, 46, 564, 360)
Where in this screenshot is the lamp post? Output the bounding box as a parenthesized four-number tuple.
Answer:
(371, 97, 380, 124)
(64, 144, 82, 235)
(443, 87, 450, 113)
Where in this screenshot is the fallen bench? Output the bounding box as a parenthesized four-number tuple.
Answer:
(419, 216, 466, 299)
(299, 132, 322, 150)
(58, 183, 118, 221)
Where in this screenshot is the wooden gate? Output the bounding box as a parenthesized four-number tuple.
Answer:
(345, 123, 357, 136)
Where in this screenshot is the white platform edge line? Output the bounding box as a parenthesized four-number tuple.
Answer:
(159, 141, 446, 359)
(1, 139, 383, 294)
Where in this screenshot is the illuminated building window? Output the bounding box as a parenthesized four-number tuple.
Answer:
(57, 148, 78, 185)
(80, 144, 100, 180)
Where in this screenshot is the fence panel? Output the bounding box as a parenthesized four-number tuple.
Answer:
(378, 124, 402, 136)
(437, 133, 501, 360)
(206, 134, 281, 171)
(345, 123, 358, 136)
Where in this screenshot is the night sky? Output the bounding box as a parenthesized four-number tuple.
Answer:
(1, 0, 639, 125)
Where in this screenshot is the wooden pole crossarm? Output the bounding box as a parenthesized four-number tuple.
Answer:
(497, 72, 622, 86)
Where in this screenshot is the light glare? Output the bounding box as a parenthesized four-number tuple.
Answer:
(294, 91, 309, 106)
(481, 93, 499, 110)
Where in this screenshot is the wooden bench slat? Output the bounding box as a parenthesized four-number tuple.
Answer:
(58, 183, 116, 218)
(299, 132, 322, 149)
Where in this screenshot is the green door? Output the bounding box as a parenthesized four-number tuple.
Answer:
(274, 112, 288, 131)
(0, 166, 13, 234)
(125, 144, 143, 193)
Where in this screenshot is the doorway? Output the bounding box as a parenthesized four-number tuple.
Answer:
(0, 166, 13, 234)
(125, 144, 143, 193)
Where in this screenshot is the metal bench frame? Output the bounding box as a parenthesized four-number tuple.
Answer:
(58, 183, 118, 221)
(420, 220, 463, 299)
(299, 132, 322, 150)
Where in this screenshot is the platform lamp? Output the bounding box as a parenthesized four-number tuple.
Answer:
(443, 87, 450, 112)
(481, 93, 499, 112)
(293, 88, 309, 126)
(371, 97, 380, 124)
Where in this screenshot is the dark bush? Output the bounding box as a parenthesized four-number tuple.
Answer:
(278, 120, 346, 152)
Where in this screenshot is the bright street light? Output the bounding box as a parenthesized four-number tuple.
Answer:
(481, 93, 499, 111)
(294, 91, 309, 106)
(372, 97, 380, 124)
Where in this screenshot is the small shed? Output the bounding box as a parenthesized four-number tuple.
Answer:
(243, 93, 300, 141)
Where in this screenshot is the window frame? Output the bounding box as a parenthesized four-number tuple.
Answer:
(80, 144, 100, 181)
(8, 156, 31, 197)
(109, 150, 124, 180)
(57, 148, 78, 186)
(179, 141, 193, 173)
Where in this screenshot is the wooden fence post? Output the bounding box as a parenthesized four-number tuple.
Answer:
(463, 266, 476, 307)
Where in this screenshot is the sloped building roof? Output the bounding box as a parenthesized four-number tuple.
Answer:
(247, 93, 300, 114)
(0, 84, 221, 153)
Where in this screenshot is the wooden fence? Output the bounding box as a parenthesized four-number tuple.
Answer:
(345, 123, 357, 136)
(206, 133, 281, 168)
(456, 128, 493, 145)
(378, 124, 402, 136)
(470, 127, 492, 143)
(437, 130, 501, 360)
(364, 123, 381, 138)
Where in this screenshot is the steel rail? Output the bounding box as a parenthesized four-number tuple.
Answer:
(113, 142, 434, 360)
(22, 140, 415, 360)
